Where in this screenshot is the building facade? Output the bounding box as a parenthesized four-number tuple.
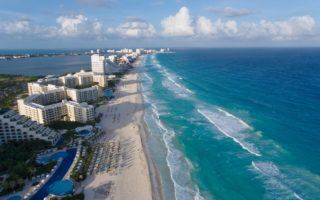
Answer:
(91, 54, 106, 74)
(59, 74, 79, 88)
(65, 101, 94, 123)
(67, 85, 100, 103)
(0, 109, 60, 145)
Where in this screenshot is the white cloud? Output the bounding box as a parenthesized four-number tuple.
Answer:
(161, 6, 194, 36)
(0, 14, 106, 40)
(259, 15, 315, 40)
(209, 15, 316, 41)
(196, 16, 212, 35)
(207, 6, 254, 17)
(212, 19, 238, 37)
(0, 19, 31, 35)
(161, 7, 316, 41)
(108, 19, 156, 38)
(0, 8, 317, 45)
(55, 14, 103, 38)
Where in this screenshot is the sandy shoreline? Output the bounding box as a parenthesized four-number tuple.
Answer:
(83, 56, 163, 200)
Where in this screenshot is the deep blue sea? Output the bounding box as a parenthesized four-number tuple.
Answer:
(140, 49, 320, 200)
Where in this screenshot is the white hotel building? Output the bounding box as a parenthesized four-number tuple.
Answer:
(0, 109, 60, 145)
(91, 54, 106, 74)
(65, 101, 94, 123)
(17, 54, 112, 125)
(18, 84, 96, 124)
(66, 85, 100, 103)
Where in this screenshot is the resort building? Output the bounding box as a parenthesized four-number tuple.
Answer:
(59, 74, 79, 88)
(0, 109, 60, 145)
(108, 55, 117, 62)
(28, 83, 66, 96)
(39, 86, 67, 105)
(65, 101, 94, 123)
(74, 70, 94, 86)
(18, 97, 95, 125)
(19, 64, 109, 125)
(136, 48, 142, 55)
(26, 85, 67, 104)
(17, 97, 67, 124)
(91, 54, 106, 74)
(38, 75, 62, 86)
(66, 85, 100, 103)
(28, 82, 47, 95)
(93, 74, 108, 87)
(18, 85, 96, 124)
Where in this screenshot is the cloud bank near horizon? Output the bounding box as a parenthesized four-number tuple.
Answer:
(0, 6, 318, 47)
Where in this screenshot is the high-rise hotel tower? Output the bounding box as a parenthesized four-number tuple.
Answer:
(91, 52, 106, 74)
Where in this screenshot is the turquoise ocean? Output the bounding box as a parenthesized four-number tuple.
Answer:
(139, 49, 320, 200)
(1, 48, 319, 200)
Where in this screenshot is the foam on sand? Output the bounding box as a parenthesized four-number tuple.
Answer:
(197, 108, 261, 156)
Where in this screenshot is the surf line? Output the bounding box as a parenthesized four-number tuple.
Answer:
(252, 161, 304, 200)
(197, 109, 262, 157)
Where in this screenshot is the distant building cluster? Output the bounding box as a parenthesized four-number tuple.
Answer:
(0, 48, 168, 145)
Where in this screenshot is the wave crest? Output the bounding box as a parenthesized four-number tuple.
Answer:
(197, 108, 261, 156)
(251, 161, 304, 200)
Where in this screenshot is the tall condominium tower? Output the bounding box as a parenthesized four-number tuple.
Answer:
(91, 54, 106, 74)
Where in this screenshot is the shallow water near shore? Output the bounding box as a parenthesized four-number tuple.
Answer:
(140, 49, 320, 200)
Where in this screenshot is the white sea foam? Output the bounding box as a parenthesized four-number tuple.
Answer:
(141, 74, 204, 199)
(162, 73, 193, 97)
(294, 193, 304, 200)
(216, 108, 251, 129)
(143, 72, 153, 82)
(252, 161, 280, 177)
(150, 55, 194, 97)
(197, 108, 261, 156)
(150, 107, 204, 200)
(251, 161, 304, 200)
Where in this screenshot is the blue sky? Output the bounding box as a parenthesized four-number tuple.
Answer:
(0, 0, 319, 48)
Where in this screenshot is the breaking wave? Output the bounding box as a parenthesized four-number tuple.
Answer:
(150, 54, 193, 98)
(141, 57, 204, 200)
(197, 108, 261, 156)
(251, 161, 305, 200)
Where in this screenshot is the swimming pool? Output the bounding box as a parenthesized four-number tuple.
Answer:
(104, 89, 113, 98)
(37, 151, 68, 165)
(47, 180, 74, 196)
(75, 125, 94, 138)
(30, 148, 77, 200)
(6, 195, 22, 200)
(51, 151, 68, 161)
(78, 129, 91, 136)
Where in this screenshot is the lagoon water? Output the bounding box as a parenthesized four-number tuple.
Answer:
(0, 54, 90, 76)
(140, 49, 320, 200)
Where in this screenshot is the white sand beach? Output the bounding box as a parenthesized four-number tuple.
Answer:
(83, 57, 154, 200)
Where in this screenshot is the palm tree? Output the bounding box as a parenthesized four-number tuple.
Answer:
(9, 180, 16, 191)
(17, 178, 24, 187)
